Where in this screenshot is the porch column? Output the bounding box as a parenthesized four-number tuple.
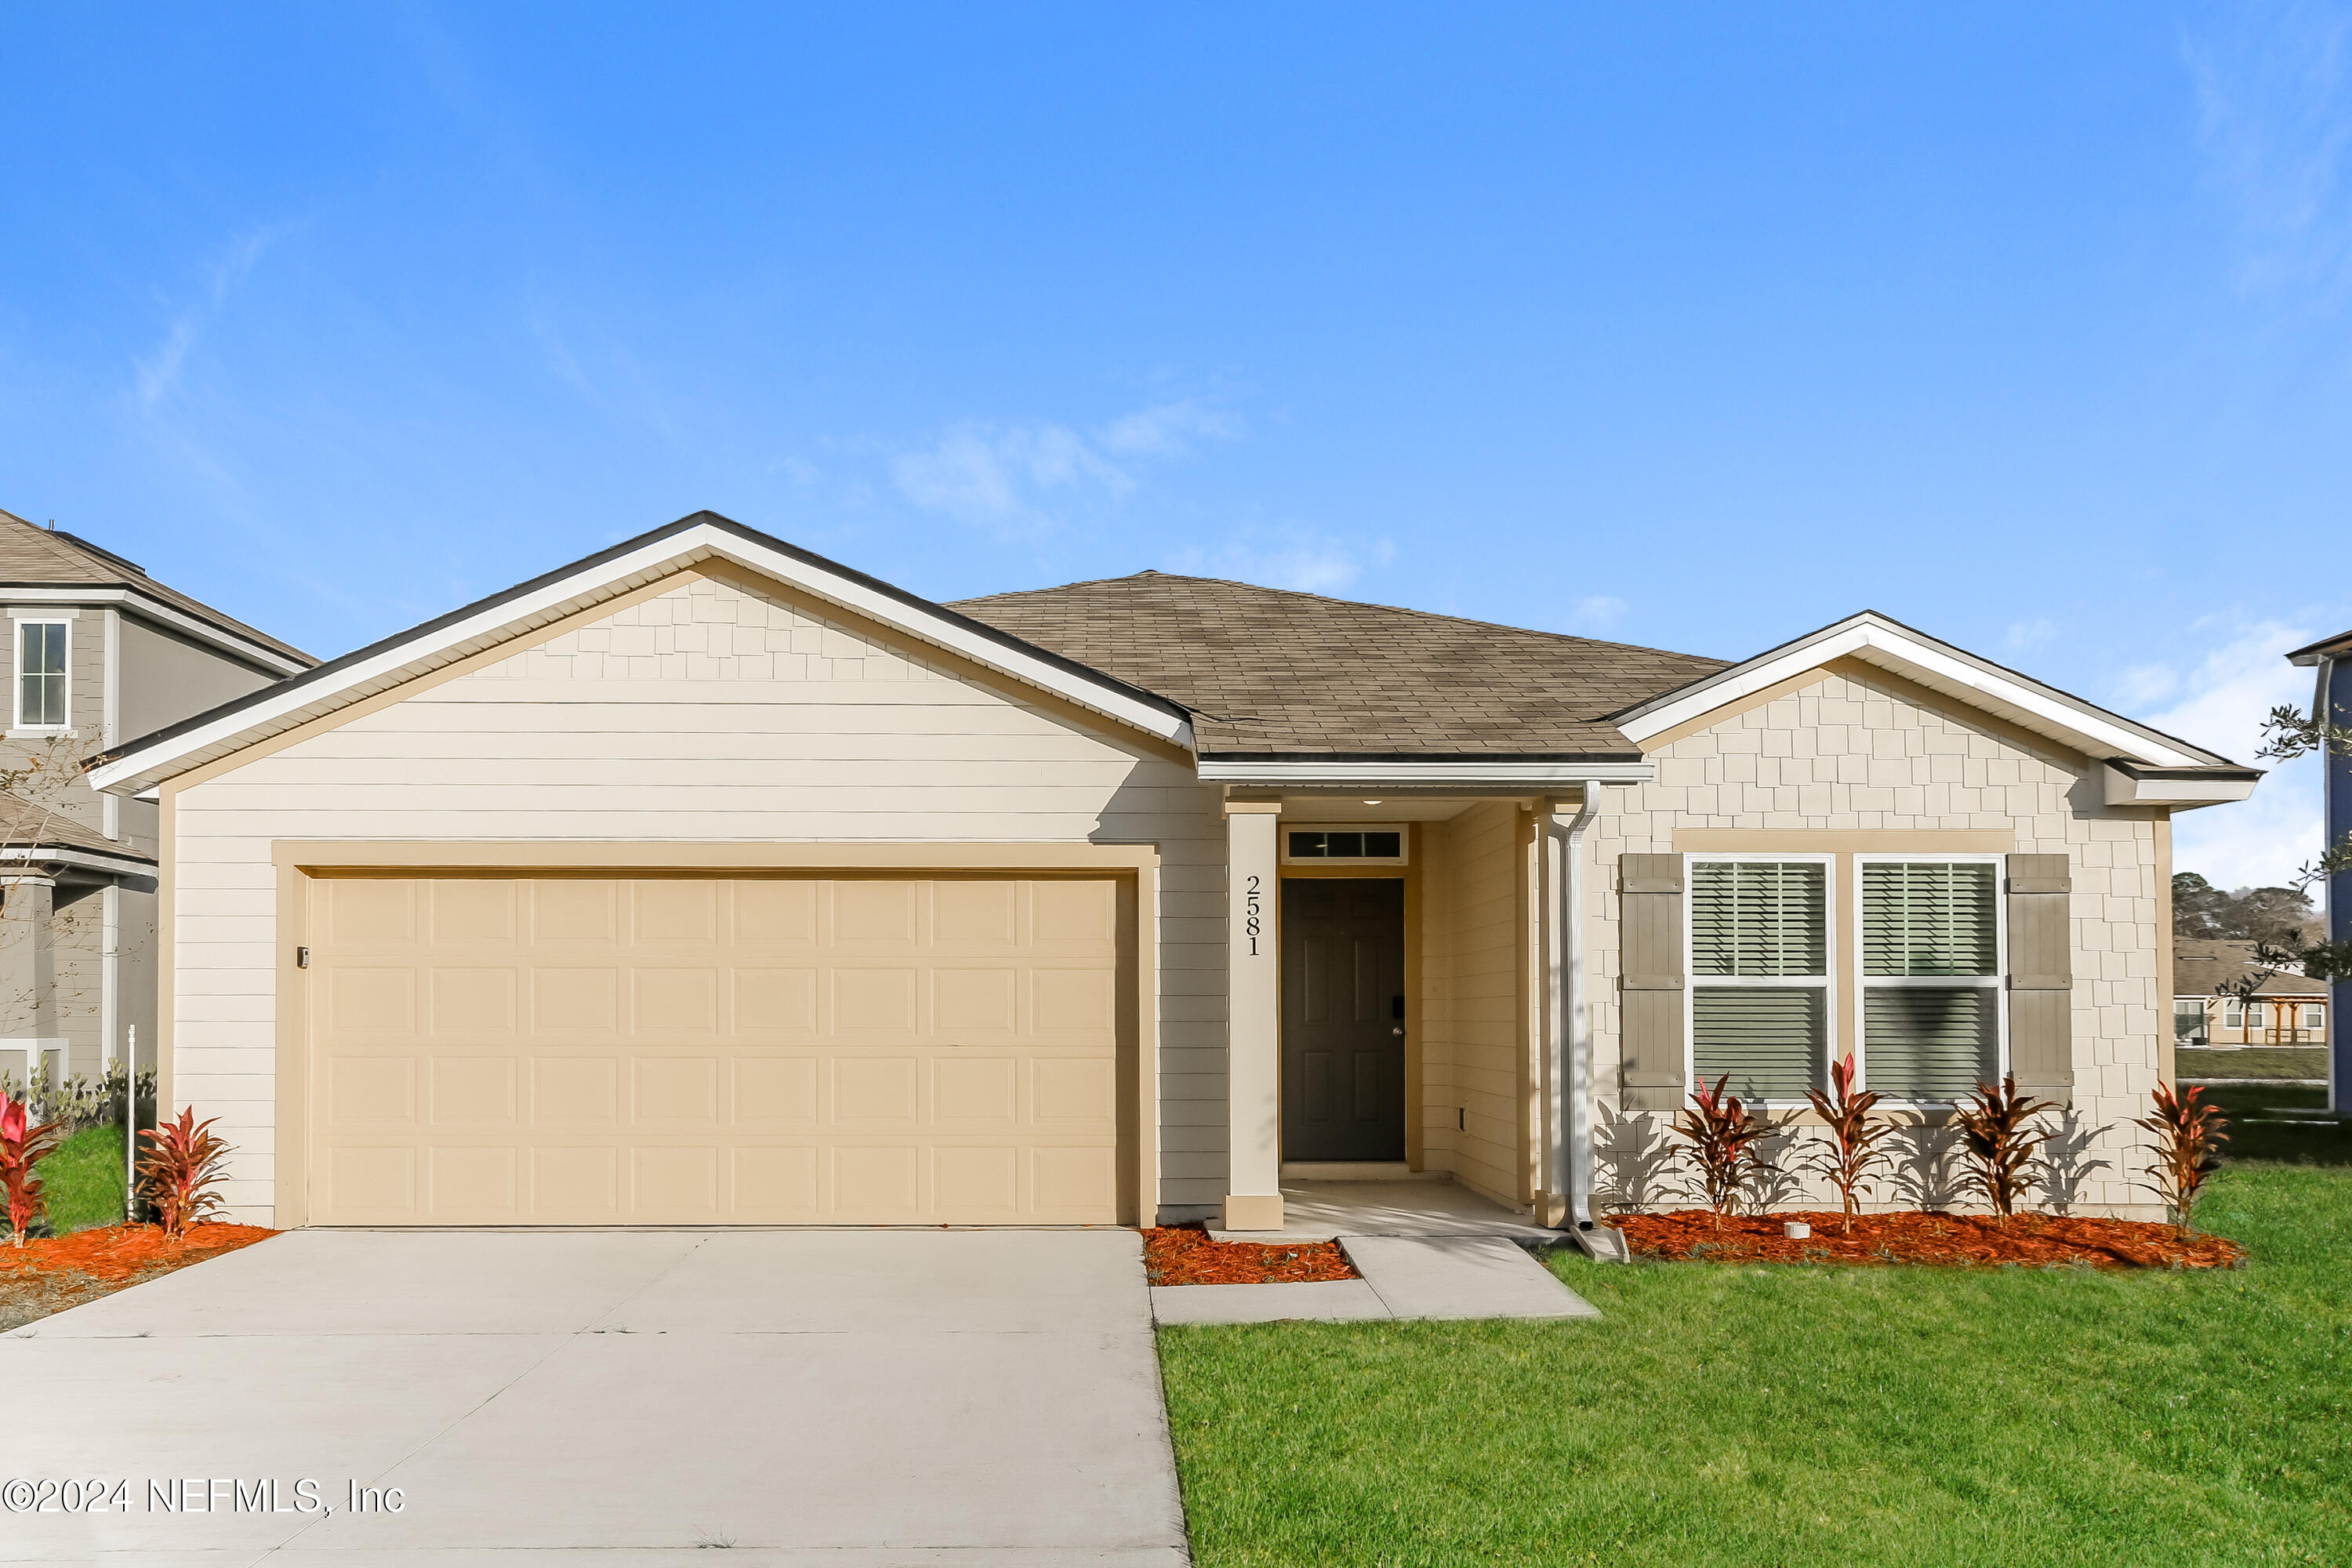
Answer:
(0, 873, 60, 1087)
(1223, 800, 1283, 1230)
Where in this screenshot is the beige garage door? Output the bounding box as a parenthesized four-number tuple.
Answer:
(305, 874, 1126, 1225)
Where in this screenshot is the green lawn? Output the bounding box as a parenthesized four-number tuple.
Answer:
(32, 1123, 132, 1235)
(2178, 1046, 2328, 1082)
(1160, 1120, 2352, 1566)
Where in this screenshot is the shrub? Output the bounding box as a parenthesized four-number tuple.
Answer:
(137, 1109, 230, 1241)
(1805, 1053, 1892, 1233)
(0, 1061, 158, 1134)
(0, 1096, 64, 1245)
(2133, 1082, 2229, 1233)
(1953, 1074, 2056, 1219)
(1675, 1074, 1769, 1221)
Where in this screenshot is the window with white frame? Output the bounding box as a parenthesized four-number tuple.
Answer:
(2224, 999, 2245, 1029)
(2175, 997, 2209, 1042)
(1857, 858, 2002, 1102)
(13, 619, 67, 730)
(2248, 1002, 2270, 1029)
(2303, 1004, 2325, 1029)
(1687, 858, 1830, 1102)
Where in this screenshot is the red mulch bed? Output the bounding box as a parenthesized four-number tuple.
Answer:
(1143, 1222, 1359, 1286)
(0, 1223, 276, 1329)
(1610, 1210, 2245, 1270)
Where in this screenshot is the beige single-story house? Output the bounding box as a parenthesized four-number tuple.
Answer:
(88, 512, 2262, 1231)
(2174, 938, 2326, 1046)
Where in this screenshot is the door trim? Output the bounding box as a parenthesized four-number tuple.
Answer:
(272, 842, 1159, 1230)
(1276, 827, 1421, 1167)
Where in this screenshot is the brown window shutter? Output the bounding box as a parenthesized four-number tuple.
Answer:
(2005, 853, 2073, 1102)
(1619, 853, 1686, 1112)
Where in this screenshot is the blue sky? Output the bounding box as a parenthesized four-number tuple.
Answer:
(2, 4, 2348, 887)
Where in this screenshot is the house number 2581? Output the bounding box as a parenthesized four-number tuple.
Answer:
(1244, 873, 1263, 956)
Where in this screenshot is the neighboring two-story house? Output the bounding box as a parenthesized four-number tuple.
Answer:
(0, 507, 313, 1089)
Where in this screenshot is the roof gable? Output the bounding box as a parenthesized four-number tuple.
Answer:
(89, 513, 1193, 797)
(1612, 611, 2250, 779)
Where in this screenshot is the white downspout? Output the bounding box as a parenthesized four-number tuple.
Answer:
(1547, 785, 1601, 1229)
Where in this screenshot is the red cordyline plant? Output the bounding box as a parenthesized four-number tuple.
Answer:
(138, 1109, 230, 1242)
(0, 1095, 64, 1247)
(2134, 1083, 2229, 1235)
(1805, 1054, 1892, 1234)
(1953, 1074, 2056, 1220)
(1675, 1074, 1769, 1225)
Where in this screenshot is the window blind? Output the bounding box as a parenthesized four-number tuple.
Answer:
(1862, 862, 1995, 976)
(1863, 987, 1994, 1102)
(1693, 987, 1824, 1099)
(1690, 861, 1827, 978)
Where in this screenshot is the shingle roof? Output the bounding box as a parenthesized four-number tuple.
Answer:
(2174, 938, 2327, 998)
(0, 507, 313, 666)
(0, 794, 155, 865)
(949, 572, 1729, 758)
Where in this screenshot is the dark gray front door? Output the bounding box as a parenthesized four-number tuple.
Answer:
(1281, 877, 1405, 1162)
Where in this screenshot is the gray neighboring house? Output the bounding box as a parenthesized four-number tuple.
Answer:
(0, 507, 312, 1090)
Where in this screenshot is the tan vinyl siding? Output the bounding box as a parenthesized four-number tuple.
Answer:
(166, 569, 1226, 1224)
(1592, 664, 2169, 1219)
(1419, 800, 1522, 1208)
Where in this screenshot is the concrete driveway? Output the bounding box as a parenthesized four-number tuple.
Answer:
(1, 1229, 1188, 1566)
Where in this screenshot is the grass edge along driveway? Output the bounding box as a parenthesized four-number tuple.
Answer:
(1160, 1159, 2351, 1567)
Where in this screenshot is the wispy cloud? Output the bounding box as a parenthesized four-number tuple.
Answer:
(2137, 619, 2328, 889)
(1568, 594, 1631, 636)
(132, 223, 290, 412)
(2004, 616, 2057, 652)
(2182, 1, 2352, 295)
(1167, 526, 1393, 594)
(892, 400, 1239, 539)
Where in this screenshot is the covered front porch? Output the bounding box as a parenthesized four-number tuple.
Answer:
(1213, 782, 1622, 1237)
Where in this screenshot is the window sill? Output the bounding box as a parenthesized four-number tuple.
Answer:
(5, 728, 78, 741)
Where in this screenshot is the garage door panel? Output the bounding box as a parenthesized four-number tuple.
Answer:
(633, 967, 718, 1031)
(733, 1145, 820, 1218)
(633, 1055, 722, 1127)
(533, 969, 620, 1032)
(310, 874, 1122, 1225)
(532, 880, 619, 944)
(430, 967, 518, 1033)
(832, 1054, 920, 1124)
(733, 967, 818, 1031)
(430, 1056, 517, 1127)
(731, 1054, 821, 1127)
(430, 879, 517, 945)
(327, 1055, 417, 1128)
(932, 1055, 1019, 1126)
(430, 1145, 519, 1218)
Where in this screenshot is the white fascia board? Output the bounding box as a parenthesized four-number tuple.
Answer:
(2100, 762, 2260, 808)
(1617, 616, 2211, 769)
(1196, 759, 1655, 786)
(0, 844, 156, 877)
(0, 586, 308, 675)
(89, 523, 1190, 796)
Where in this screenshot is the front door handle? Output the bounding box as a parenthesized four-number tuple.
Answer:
(1391, 1025, 1406, 1037)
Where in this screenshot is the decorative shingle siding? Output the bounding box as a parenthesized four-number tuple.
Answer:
(169, 571, 1229, 1223)
(1588, 666, 2166, 1218)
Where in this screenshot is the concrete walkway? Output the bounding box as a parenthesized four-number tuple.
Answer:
(1152, 1235, 1597, 1326)
(1, 1229, 1188, 1566)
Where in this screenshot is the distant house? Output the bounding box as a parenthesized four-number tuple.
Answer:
(0, 508, 313, 1090)
(2286, 629, 2352, 1110)
(2172, 938, 2326, 1047)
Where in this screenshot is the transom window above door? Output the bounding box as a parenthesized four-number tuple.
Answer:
(1282, 826, 1406, 864)
(1687, 857, 1831, 1102)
